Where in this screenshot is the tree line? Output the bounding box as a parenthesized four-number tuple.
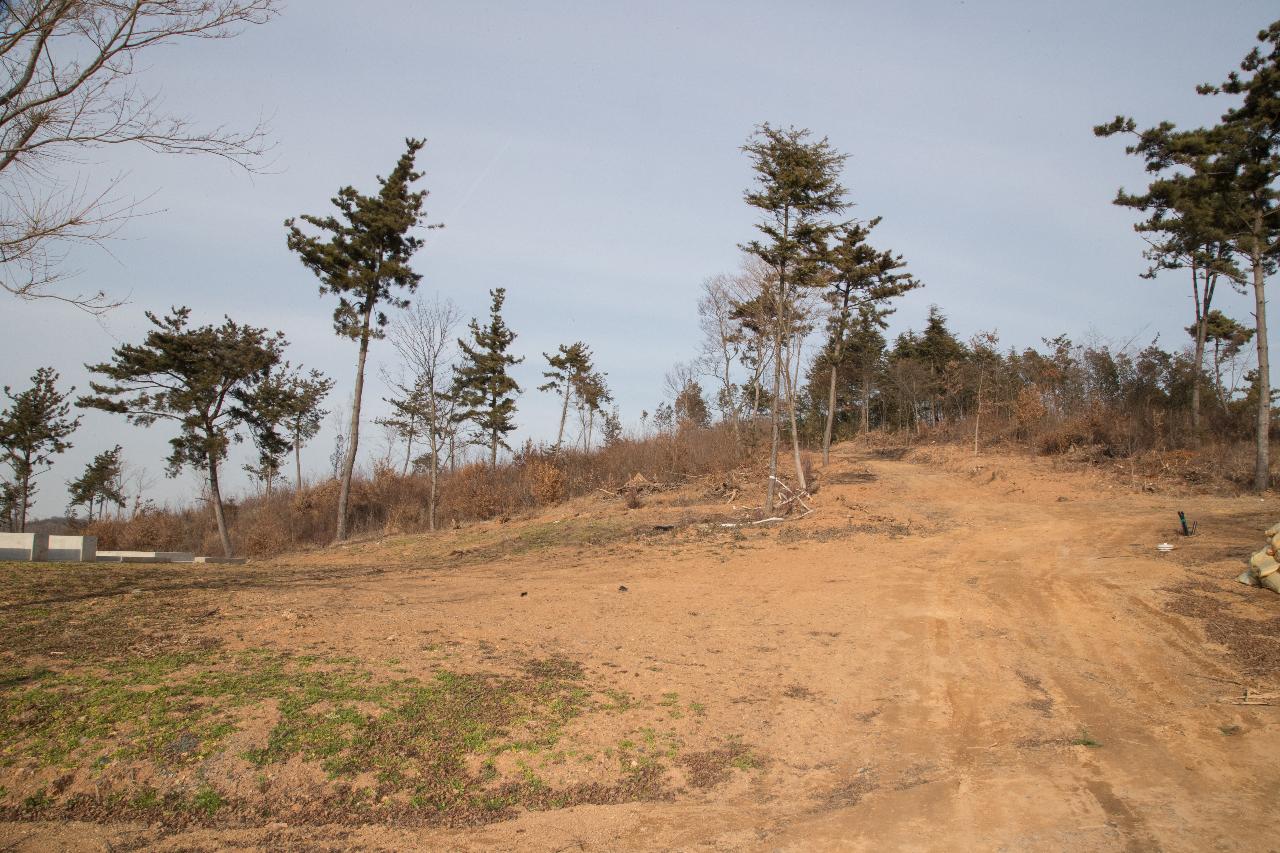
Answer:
(4, 11, 1280, 554)
(1, 142, 619, 550)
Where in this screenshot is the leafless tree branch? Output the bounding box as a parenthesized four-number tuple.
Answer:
(0, 0, 280, 312)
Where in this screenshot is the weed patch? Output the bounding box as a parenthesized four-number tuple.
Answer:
(0, 644, 722, 827)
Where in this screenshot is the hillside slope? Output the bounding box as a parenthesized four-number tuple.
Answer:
(1, 443, 1277, 851)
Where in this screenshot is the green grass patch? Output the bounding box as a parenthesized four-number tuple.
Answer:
(0, 646, 628, 824)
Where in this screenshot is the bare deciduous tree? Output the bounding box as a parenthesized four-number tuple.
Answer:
(386, 295, 459, 531)
(696, 273, 743, 434)
(0, 0, 280, 311)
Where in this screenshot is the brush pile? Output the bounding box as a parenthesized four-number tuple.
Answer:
(1237, 522, 1280, 594)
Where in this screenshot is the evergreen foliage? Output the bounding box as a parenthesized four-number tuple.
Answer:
(539, 342, 593, 451)
(673, 380, 710, 428)
(67, 445, 125, 522)
(740, 123, 848, 510)
(239, 364, 333, 493)
(453, 288, 523, 467)
(1096, 19, 1280, 489)
(78, 307, 286, 557)
(286, 137, 438, 539)
(0, 366, 79, 531)
(816, 218, 921, 461)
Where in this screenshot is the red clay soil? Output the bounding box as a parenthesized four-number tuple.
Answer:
(2, 443, 1278, 851)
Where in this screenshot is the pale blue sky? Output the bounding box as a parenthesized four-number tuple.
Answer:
(1, 0, 1274, 516)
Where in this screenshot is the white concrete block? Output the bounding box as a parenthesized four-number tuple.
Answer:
(96, 550, 194, 563)
(45, 535, 97, 563)
(193, 556, 247, 565)
(0, 532, 48, 561)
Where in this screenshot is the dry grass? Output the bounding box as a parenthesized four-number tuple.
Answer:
(82, 425, 751, 558)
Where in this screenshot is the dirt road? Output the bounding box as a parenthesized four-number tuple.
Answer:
(3, 445, 1278, 851)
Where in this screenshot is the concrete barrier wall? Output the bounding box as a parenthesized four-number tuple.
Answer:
(0, 532, 47, 561)
(47, 535, 97, 562)
(96, 550, 194, 563)
(0, 533, 102, 562)
(1, 535, 222, 564)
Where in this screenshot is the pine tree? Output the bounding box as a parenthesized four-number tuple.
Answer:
(0, 481, 18, 533)
(1206, 23, 1280, 488)
(846, 309, 889, 435)
(286, 138, 438, 539)
(673, 380, 710, 428)
(239, 364, 333, 494)
(601, 407, 624, 447)
(67, 446, 125, 522)
(817, 219, 921, 464)
(1097, 20, 1280, 490)
(573, 369, 612, 451)
(741, 123, 848, 511)
(79, 308, 286, 557)
(376, 379, 432, 475)
(0, 367, 79, 531)
(539, 342, 592, 451)
(453, 288, 523, 467)
(1198, 310, 1255, 405)
(1095, 120, 1240, 440)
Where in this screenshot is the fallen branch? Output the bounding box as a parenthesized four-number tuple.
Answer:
(1187, 672, 1249, 688)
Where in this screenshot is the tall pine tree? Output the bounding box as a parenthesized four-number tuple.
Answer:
(1098, 20, 1280, 489)
(0, 367, 79, 531)
(538, 342, 598, 451)
(239, 364, 333, 494)
(453, 288, 523, 467)
(741, 123, 848, 511)
(67, 446, 125, 522)
(286, 138, 438, 539)
(818, 218, 921, 464)
(79, 308, 286, 557)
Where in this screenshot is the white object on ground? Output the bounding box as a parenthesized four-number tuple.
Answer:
(96, 550, 195, 563)
(46, 535, 96, 562)
(1, 533, 97, 562)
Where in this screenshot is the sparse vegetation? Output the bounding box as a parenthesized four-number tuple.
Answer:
(4, 7, 1280, 851)
(1072, 730, 1103, 749)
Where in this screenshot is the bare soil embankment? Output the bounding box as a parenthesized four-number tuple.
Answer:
(1, 443, 1277, 851)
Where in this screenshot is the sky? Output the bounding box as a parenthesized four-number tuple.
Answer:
(1, 0, 1275, 517)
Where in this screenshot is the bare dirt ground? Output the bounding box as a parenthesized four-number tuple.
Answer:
(2, 443, 1278, 851)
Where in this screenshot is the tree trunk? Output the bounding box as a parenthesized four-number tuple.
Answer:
(17, 458, 29, 532)
(1189, 263, 1207, 441)
(783, 332, 807, 493)
(1253, 244, 1271, 492)
(861, 368, 871, 435)
(973, 369, 983, 456)
(722, 349, 739, 443)
(823, 365, 838, 466)
(294, 435, 303, 491)
(208, 458, 233, 558)
(1213, 339, 1226, 409)
(402, 415, 415, 476)
(428, 438, 438, 533)
(764, 327, 783, 515)
(336, 303, 375, 542)
(555, 384, 570, 451)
